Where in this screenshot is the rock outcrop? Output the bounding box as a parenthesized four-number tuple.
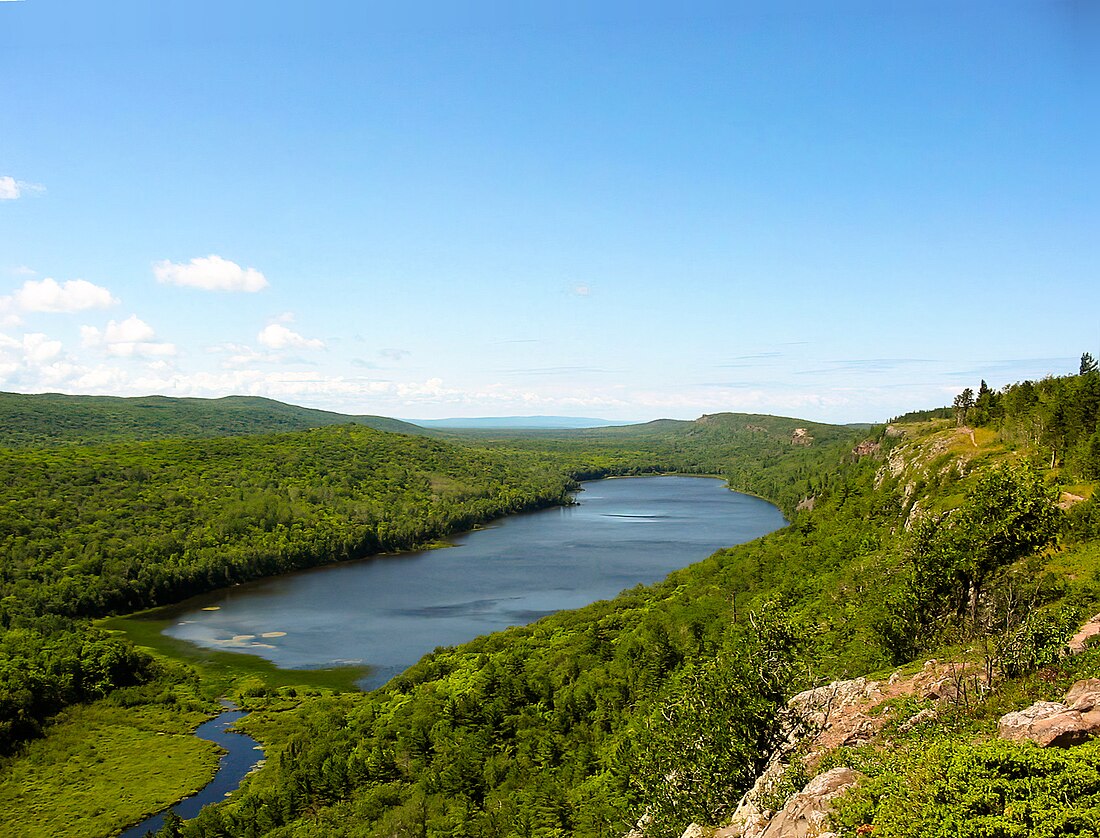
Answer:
(1068, 613, 1100, 653)
(757, 767, 863, 838)
(680, 768, 863, 838)
(658, 615, 1100, 838)
(998, 679, 1100, 747)
(791, 428, 813, 446)
(851, 440, 881, 458)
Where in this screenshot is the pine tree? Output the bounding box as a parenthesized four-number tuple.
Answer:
(954, 388, 975, 426)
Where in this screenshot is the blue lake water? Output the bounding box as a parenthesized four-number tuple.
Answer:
(158, 476, 786, 689)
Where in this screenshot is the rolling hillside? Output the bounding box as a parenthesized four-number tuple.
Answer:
(0, 392, 426, 446)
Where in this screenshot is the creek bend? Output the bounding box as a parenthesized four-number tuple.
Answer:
(153, 476, 786, 690)
(117, 701, 262, 838)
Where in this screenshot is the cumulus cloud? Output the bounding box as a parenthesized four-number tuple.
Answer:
(12, 277, 117, 312)
(0, 176, 45, 200)
(257, 323, 324, 351)
(22, 333, 63, 364)
(0, 330, 76, 390)
(154, 255, 269, 292)
(0, 297, 20, 328)
(81, 315, 176, 357)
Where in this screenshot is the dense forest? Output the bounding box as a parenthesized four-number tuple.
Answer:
(0, 399, 861, 765)
(1, 372, 1099, 838)
(0, 392, 426, 447)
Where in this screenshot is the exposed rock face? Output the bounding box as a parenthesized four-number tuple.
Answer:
(758, 768, 863, 838)
(691, 768, 863, 838)
(852, 440, 881, 458)
(657, 615, 1100, 838)
(998, 679, 1100, 747)
(783, 660, 981, 761)
(791, 428, 813, 446)
(1067, 678, 1100, 709)
(710, 760, 786, 838)
(1068, 613, 1100, 654)
(795, 496, 816, 512)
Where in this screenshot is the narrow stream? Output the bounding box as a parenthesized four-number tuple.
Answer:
(117, 701, 263, 838)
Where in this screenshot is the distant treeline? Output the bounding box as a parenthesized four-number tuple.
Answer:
(0, 391, 425, 447)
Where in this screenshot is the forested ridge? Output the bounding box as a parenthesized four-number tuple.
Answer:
(0, 392, 426, 446)
(1, 374, 1099, 838)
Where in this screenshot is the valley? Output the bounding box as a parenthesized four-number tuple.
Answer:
(0, 373, 1098, 837)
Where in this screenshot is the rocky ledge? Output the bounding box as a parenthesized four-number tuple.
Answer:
(998, 678, 1100, 747)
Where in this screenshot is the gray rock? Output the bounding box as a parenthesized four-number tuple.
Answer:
(998, 680, 1100, 747)
(758, 767, 863, 838)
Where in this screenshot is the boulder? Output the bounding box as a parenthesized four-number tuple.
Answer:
(998, 680, 1100, 747)
(757, 767, 863, 838)
(1066, 678, 1100, 712)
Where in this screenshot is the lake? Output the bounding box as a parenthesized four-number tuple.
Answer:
(158, 476, 786, 689)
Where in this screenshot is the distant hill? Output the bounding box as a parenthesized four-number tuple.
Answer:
(410, 415, 634, 430)
(0, 392, 426, 446)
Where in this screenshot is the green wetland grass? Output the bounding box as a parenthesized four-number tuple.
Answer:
(0, 703, 219, 838)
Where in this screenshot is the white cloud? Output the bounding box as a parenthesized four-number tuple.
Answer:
(257, 323, 324, 351)
(379, 347, 411, 361)
(13, 277, 117, 313)
(0, 297, 20, 328)
(22, 333, 63, 364)
(154, 255, 269, 292)
(0, 330, 78, 390)
(108, 316, 157, 344)
(209, 342, 271, 368)
(0, 177, 21, 200)
(0, 176, 44, 200)
(82, 315, 176, 357)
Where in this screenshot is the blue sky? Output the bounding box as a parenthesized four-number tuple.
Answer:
(1, 1, 1097, 423)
